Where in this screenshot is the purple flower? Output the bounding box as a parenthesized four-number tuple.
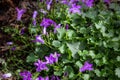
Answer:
(2, 73, 12, 78)
(40, 18, 55, 27)
(69, 3, 81, 14)
(34, 60, 48, 72)
(45, 52, 61, 64)
(11, 46, 16, 51)
(33, 11, 38, 19)
(6, 42, 13, 45)
(69, 0, 79, 5)
(33, 35, 44, 44)
(32, 11, 38, 26)
(16, 7, 26, 21)
(82, 0, 94, 8)
(40, 0, 43, 2)
(46, 0, 53, 10)
(20, 71, 32, 80)
(56, 0, 59, 3)
(79, 61, 93, 72)
(40, 9, 48, 15)
(60, 0, 69, 5)
(50, 75, 60, 80)
(104, 0, 110, 4)
(36, 76, 49, 80)
(36, 76, 44, 80)
(63, 72, 68, 77)
(20, 28, 25, 35)
(54, 24, 61, 33)
(40, 18, 56, 34)
(65, 24, 69, 30)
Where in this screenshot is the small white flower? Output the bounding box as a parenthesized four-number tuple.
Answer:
(2, 73, 12, 78)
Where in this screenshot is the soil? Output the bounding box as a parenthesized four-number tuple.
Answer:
(0, 0, 38, 52)
(0, 1, 37, 79)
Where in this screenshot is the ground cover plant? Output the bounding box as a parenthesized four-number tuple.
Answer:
(0, 0, 120, 80)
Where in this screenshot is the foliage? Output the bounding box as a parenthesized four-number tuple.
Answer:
(0, 0, 120, 80)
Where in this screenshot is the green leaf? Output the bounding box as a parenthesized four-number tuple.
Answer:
(75, 61, 82, 67)
(94, 59, 102, 66)
(109, 3, 120, 11)
(83, 74, 90, 80)
(108, 41, 119, 51)
(32, 72, 40, 80)
(66, 42, 80, 58)
(115, 68, 120, 78)
(57, 28, 66, 40)
(102, 56, 107, 64)
(26, 54, 38, 62)
(59, 44, 66, 54)
(29, 27, 37, 34)
(52, 40, 61, 47)
(89, 50, 96, 59)
(66, 30, 76, 39)
(79, 27, 87, 34)
(95, 21, 106, 33)
(117, 56, 120, 61)
(101, 69, 107, 77)
(78, 50, 88, 57)
(54, 69, 63, 76)
(63, 66, 74, 78)
(69, 73, 75, 78)
(63, 66, 74, 73)
(85, 10, 97, 19)
(95, 69, 101, 77)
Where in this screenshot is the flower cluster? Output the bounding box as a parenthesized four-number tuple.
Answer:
(45, 52, 61, 64)
(20, 71, 32, 80)
(36, 76, 49, 80)
(20, 71, 60, 80)
(16, 0, 95, 36)
(40, 18, 56, 34)
(40, 18, 61, 34)
(36, 75, 60, 80)
(16, 0, 98, 80)
(69, 3, 81, 14)
(15, 0, 95, 25)
(34, 52, 61, 72)
(82, 0, 94, 8)
(34, 60, 48, 72)
(60, 0, 95, 14)
(20, 52, 60, 80)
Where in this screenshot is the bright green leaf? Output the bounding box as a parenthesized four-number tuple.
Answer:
(83, 74, 90, 80)
(117, 56, 120, 61)
(115, 68, 120, 78)
(52, 40, 61, 47)
(54, 69, 63, 76)
(26, 54, 38, 62)
(75, 61, 82, 67)
(57, 28, 66, 40)
(59, 44, 66, 54)
(66, 42, 80, 58)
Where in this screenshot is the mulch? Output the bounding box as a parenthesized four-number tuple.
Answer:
(0, 0, 38, 52)
(0, 1, 37, 79)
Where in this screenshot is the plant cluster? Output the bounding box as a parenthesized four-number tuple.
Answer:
(0, 0, 120, 80)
